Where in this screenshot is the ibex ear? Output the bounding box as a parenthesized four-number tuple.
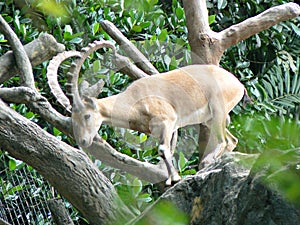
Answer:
(82, 95, 98, 110)
(80, 80, 104, 98)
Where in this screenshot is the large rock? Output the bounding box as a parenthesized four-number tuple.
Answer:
(134, 152, 300, 225)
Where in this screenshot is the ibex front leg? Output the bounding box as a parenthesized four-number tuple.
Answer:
(150, 118, 181, 186)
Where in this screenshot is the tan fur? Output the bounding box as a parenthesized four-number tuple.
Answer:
(72, 64, 244, 185)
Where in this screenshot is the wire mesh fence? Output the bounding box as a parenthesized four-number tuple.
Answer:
(0, 152, 82, 225)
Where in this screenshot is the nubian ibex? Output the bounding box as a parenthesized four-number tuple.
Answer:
(47, 40, 244, 185)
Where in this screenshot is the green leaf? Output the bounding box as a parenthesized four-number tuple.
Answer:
(208, 15, 216, 25)
(13, 12, 20, 31)
(178, 152, 187, 172)
(69, 37, 83, 44)
(217, 0, 227, 9)
(9, 158, 17, 171)
(25, 111, 35, 119)
(158, 29, 168, 41)
(138, 193, 152, 203)
(64, 25, 73, 35)
(110, 73, 121, 85)
(175, 7, 184, 20)
(181, 169, 197, 176)
(132, 25, 143, 32)
(53, 127, 62, 136)
(93, 60, 101, 73)
(139, 133, 147, 143)
(164, 55, 171, 68)
(93, 22, 100, 35)
(291, 23, 300, 36)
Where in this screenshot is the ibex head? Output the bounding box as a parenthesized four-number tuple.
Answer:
(68, 41, 116, 148)
(71, 95, 102, 147)
(47, 40, 116, 148)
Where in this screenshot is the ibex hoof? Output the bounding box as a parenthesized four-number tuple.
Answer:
(165, 177, 172, 186)
(165, 174, 181, 186)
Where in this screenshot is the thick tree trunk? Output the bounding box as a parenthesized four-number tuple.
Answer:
(133, 152, 300, 225)
(0, 99, 134, 225)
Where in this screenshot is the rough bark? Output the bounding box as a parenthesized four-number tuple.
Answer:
(0, 33, 65, 83)
(133, 152, 300, 225)
(0, 99, 134, 225)
(48, 199, 74, 225)
(183, 1, 300, 65)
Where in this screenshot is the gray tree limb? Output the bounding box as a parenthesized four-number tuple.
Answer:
(183, 1, 300, 65)
(0, 15, 34, 88)
(0, 99, 134, 225)
(101, 20, 159, 75)
(220, 3, 300, 50)
(0, 33, 65, 84)
(113, 53, 150, 79)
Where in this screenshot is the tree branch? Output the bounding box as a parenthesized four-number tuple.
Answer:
(0, 99, 134, 225)
(182, 0, 222, 64)
(0, 15, 34, 88)
(220, 3, 300, 50)
(0, 87, 71, 135)
(0, 79, 167, 184)
(114, 53, 149, 79)
(0, 33, 65, 83)
(182, 1, 300, 65)
(87, 135, 168, 184)
(101, 20, 159, 75)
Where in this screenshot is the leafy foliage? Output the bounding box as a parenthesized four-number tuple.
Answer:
(0, 0, 299, 222)
(216, 0, 300, 117)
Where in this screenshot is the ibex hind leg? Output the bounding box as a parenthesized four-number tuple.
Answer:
(170, 130, 178, 155)
(225, 115, 238, 152)
(225, 128, 238, 152)
(199, 101, 227, 169)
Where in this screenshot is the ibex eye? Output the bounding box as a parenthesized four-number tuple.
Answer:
(84, 114, 91, 120)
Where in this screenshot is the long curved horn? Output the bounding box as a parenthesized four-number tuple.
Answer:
(47, 50, 81, 112)
(66, 40, 116, 111)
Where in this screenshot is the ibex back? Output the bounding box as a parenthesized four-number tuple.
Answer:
(47, 41, 244, 185)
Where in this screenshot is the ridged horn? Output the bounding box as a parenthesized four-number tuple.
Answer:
(47, 50, 81, 112)
(66, 40, 116, 111)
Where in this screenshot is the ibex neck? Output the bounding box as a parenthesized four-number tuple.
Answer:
(97, 94, 131, 128)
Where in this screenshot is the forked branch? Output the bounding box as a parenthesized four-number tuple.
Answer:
(182, 1, 300, 64)
(0, 15, 35, 88)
